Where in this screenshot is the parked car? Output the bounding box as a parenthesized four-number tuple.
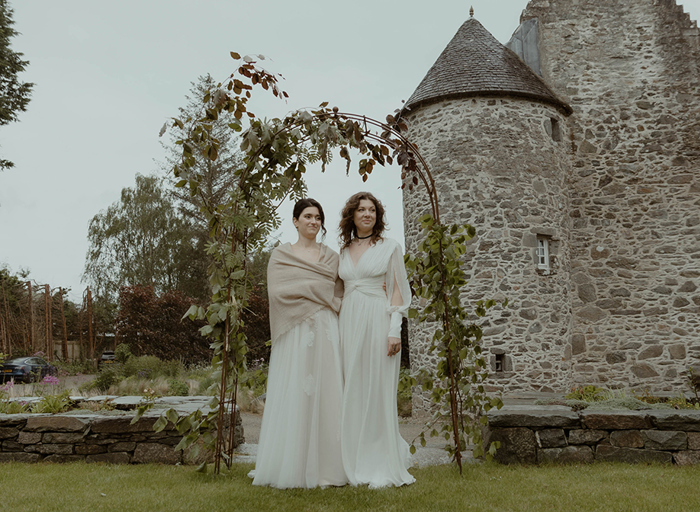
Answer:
(0, 356, 56, 383)
(98, 350, 117, 369)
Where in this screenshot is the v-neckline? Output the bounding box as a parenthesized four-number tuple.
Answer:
(349, 241, 373, 268)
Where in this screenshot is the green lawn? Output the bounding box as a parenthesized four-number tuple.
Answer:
(3, 461, 699, 511)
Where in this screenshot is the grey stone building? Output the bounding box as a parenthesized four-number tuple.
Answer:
(402, 0, 700, 400)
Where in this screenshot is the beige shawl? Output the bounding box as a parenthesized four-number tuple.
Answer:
(267, 243, 343, 343)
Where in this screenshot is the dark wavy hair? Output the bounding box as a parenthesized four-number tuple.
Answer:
(293, 198, 327, 238)
(338, 192, 386, 249)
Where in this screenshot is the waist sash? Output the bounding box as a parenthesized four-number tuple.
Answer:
(344, 276, 386, 300)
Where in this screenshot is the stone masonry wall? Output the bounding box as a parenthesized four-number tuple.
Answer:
(521, 0, 700, 391)
(403, 97, 574, 401)
(485, 405, 700, 465)
(0, 410, 241, 464)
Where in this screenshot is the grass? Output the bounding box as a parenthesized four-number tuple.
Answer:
(2, 462, 700, 511)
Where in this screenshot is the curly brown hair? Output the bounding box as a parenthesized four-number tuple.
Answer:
(338, 192, 387, 249)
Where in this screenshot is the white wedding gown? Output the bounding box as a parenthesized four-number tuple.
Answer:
(338, 238, 415, 488)
(250, 307, 347, 488)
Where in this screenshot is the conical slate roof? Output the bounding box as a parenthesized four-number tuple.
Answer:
(404, 17, 572, 115)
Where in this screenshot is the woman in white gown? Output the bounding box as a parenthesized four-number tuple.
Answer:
(250, 198, 347, 488)
(338, 192, 416, 488)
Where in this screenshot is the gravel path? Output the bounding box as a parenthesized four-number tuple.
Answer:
(236, 410, 461, 468)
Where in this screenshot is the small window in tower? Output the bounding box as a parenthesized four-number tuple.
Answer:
(495, 353, 505, 373)
(536, 236, 550, 272)
(550, 118, 562, 142)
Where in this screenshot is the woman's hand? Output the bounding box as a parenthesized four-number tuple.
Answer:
(387, 337, 401, 357)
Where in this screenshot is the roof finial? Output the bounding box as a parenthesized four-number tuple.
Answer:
(470, 6, 474, 18)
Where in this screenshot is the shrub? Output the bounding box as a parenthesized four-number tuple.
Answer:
(53, 359, 97, 376)
(565, 385, 606, 402)
(167, 379, 189, 396)
(122, 355, 182, 380)
(91, 368, 120, 392)
(115, 343, 133, 364)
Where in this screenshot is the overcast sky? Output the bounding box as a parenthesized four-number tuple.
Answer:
(1, 0, 698, 302)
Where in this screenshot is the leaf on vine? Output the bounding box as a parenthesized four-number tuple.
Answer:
(230, 52, 241, 60)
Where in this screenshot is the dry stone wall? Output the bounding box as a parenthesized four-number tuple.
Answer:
(485, 405, 700, 465)
(0, 404, 242, 464)
(403, 97, 573, 400)
(520, 0, 700, 391)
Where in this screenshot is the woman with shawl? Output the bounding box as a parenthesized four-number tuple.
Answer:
(250, 198, 347, 488)
(338, 192, 415, 488)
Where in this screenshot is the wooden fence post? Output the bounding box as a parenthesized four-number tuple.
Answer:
(27, 281, 34, 353)
(1, 280, 9, 356)
(59, 288, 68, 361)
(45, 284, 52, 360)
(86, 287, 94, 360)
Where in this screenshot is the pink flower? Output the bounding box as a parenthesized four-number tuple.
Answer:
(42, 375, 60, 386)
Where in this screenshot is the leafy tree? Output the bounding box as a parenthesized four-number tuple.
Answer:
(115, 284, 208, 364)
(0, 0, 33, 170)
(83, 174, 209, 302)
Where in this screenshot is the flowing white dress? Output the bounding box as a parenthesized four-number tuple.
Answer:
(339, 237, 415, 488)
(251, 245, 347, 488)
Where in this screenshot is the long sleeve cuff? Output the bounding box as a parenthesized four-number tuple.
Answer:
(388, 311, 403, 338)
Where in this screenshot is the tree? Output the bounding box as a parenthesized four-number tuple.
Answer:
(161, 75, 245, 231)
(115, 285, 208, 364)
(0, 0, 33, 170)
(83, 174, 209, 302)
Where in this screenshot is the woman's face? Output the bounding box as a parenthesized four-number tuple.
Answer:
(353, 199, 376, 236)
(294, 206, 322, 240)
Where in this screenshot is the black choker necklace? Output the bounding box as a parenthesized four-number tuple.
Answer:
(356, 234, 372, 240)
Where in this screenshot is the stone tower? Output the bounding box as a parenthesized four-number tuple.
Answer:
(516, 0, 700, 392)
(401, 14, 575, 400)
(402, 1, 700, 399)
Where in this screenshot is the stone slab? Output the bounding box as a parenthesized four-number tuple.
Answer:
(43, 432, 86, 444)
(674, 451, 700, 466)
(484, 427, 537, 464)
(610, 430, 644, 448)
(18, 431, 41, 444)
(0, 427, 19, 439)
(487, 405, 580, 428)
(90, 416, 162, 434)
(582, 411, 652, 430)
(648, 410, 700, 432)
(688, 432, 700, 450)
(641, 430, 687, 450)
(536, 428, 567, 448)
(109, 442, 136, 452)
(0, 452, 41, 463)
(25, 416, 89, 433)
(538, 445, 594, 464)
(568, 429, 608, 445)
(75, 444, 107, 455)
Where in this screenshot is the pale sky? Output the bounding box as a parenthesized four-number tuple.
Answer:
(1, 0, 698, 302)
